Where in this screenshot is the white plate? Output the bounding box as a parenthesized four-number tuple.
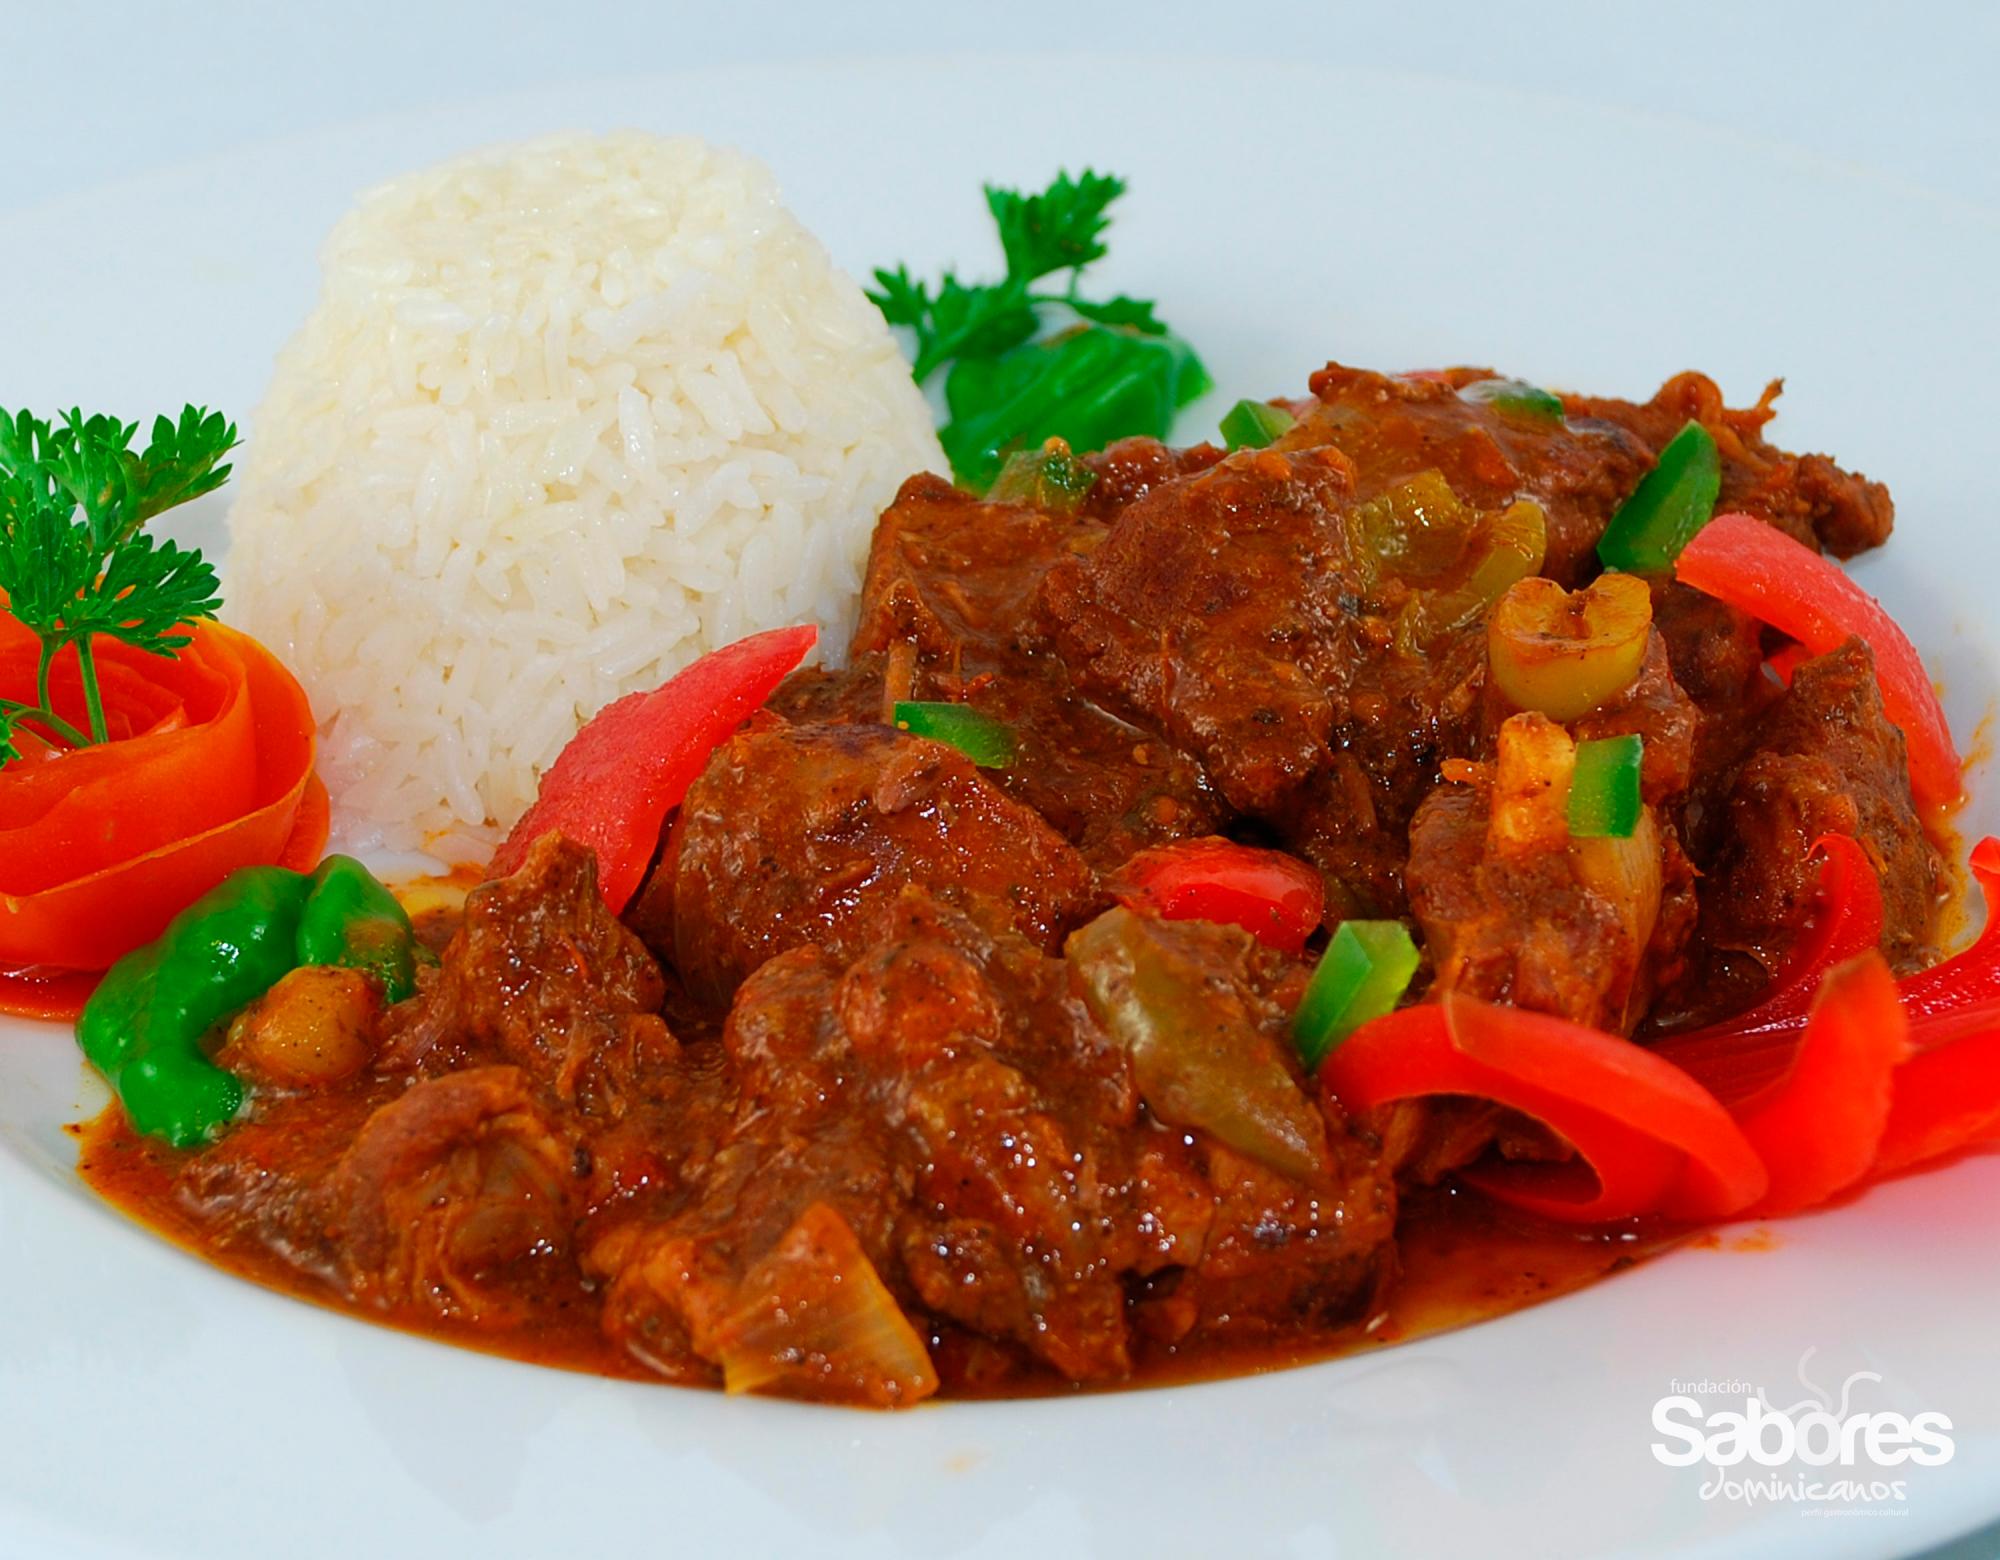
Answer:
(3, 56, 1997, 1560)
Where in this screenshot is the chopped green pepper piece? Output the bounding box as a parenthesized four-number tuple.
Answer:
(1460, 377, 1566, 424)
(892, 701, 1017, 769)
(1596, 420, 1722, 573)
(76, 867, 312, 1147)
(988, 442, 1098, 514)
(1568, 733, 1645, 839)
(297, 854, 421, 1003)
(1292, 919, 1421, 1071)
(1219, 398, 1295, 450)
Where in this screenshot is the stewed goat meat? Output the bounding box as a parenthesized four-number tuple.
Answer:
(83, 362, 1940, 1406)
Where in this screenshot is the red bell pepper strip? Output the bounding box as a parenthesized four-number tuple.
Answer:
(1675, 513, 1961, 808)
(1320, 992, 1767, 1224)
(1650, 834, 1883, 1104)
(489, 625, 817, 912)
(1874, 1027, 2000, 1175)
(1110, 837, 1325, 955)
(1897, 835, 2000, 1043)
(1659, 833, 2000, 1060)
(1868, 836, 2000, 1173)
(1648, 833, 2000, 1185)
(1765, 642, 1811, 689)
(1725, 952, 1907, 1215)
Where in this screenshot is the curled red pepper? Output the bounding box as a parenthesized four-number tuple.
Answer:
(1871, 836, 2000, 1173)
(490, 626, 818, 913)
(1875, 1027, 2000, 1175)
(1321, 993, 1767, 1225)
(1108, 837, 1325, 955)
(1650, 834, 1883, 1106)
(1676, 513, 1962, 808)
(1897, 835, 2000, 1044)
(1657, 834, 2000, 1194)
(1726, 952, 1906, 1216)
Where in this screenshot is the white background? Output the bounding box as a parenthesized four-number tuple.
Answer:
(3, 0, 1996, 213)
(2, 6, 1995, 1559)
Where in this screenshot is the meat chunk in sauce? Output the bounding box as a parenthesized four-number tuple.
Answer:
(381, 832, 674, 1117)
(775, 473, 1224, 866)
(1568, 372, 1894, 558)
(590, 890, 1393, 1399)
(669, 721, 1098, 1002)
(1035, 440, 1513, 909)
(1285, 363, 1656, 585)
(1648, 578, 1774, 856)
(1407, 708, 1696, 1034)
(1037, 444, 1363, 819)
(1698, 638, 1943, 978)
(326, 1067, 578, 1323)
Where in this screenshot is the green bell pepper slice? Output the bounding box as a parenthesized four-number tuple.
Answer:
(76, 866, 311, 1147)
(1568, 734, 1646, 839)
(1597, 420, 1722, 573)
(1460, 377, 1566, 425)
(76, 854, 423, 1146)
(987, 442, 1098, 514)
(892, 701, 1017, 769)
(1219, 398, 1295, 450)
(1292, 919, 1422, 1071)
(297, 854, 420, 1003)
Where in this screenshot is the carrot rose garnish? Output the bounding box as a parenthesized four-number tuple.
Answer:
(0, 407, 328, 1017)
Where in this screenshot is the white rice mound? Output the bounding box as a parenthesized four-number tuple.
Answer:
(227, 130, 943, 863)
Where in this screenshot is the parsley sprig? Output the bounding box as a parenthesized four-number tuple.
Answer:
(870, 171, 1165, 379)
(869, 171, 1207, 487)
(0, 407, 235, 761)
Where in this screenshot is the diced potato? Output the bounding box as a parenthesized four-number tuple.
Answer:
(221, 965, 380, 1088)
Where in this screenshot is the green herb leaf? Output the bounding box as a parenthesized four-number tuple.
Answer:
(985, 170, 1125, 282)
(941, 326, 1210, 491)
(0, 405, 236, 759)
(926, 275, 1038, 369)
(66, 531, 223, 657)
(1063, 294, 1167, 334)
(0, 410, 63, 530)
(131, 406, 238, 529)
(0, 498, 98, 634)
(868, 268, 1038, 382)
(43, 412, 142, 549)
(866, 264, 932, 329)
(870, 171, 1206, 481)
